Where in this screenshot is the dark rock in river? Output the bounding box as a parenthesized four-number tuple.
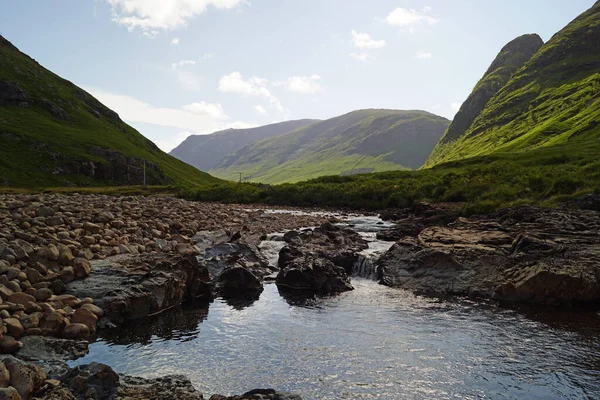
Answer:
(377, 207, 600, 305)
(275, 222, 368, 294)
(209, 388, 303, 400)
(68, 254, 213, 324)
(276, 255, 353, 294)
(118, 374, 204, 400)
(17, 336, 88, 362)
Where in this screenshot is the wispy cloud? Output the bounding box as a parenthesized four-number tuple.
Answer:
(274, 74, 322, 94)
(105, 0, 247, 35)
(171, 60, 197, 70)
(415, 51, 433, 60)
(351, 30, 386, 49)
(254, 105, 268, 116)
(349, 52, 373, 61)
(82, 86, 254, 150)
(218, 72, 283, 111)
(385, 6, 437, 33)
(171, 37, 180, 45)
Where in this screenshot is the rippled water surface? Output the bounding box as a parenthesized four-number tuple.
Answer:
(71, 280, 600, 399)
(71, 215, 600, 399)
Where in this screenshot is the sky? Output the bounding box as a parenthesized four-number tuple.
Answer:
(0, 0, 595, 151)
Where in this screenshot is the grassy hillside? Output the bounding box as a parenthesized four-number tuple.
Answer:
(210, 109, 449, 183)
(170, 119, 319, 171)
(0, 35, 219, 188)
(426, 1, 600, 167)
(189, 138, 600, 212)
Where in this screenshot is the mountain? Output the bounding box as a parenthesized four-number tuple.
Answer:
(426, 1, 600, 167)
(170, 119, 319, 171)
(0, 35, 219, 188)
(210, 109, 450, 184)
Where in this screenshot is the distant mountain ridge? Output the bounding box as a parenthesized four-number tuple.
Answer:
(210, 109, 450, 184)
(426, 1, 600, 167)
(170, 119, 318, 171)
(0, 35, 218, 187)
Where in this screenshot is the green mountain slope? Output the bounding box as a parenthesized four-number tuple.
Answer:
(170, 119, 319, 171)
(0, 35, 219, 188)
(210, 109, 450, 184)
(426, 1, 600, 167)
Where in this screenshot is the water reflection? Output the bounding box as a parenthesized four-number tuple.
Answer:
(100, 300, 210, 345)
(73, 281, 600, 400)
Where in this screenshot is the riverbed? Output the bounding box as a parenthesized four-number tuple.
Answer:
(70, 215, 600, 399)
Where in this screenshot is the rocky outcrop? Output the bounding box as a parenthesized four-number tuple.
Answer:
(67, 254, 213, 325)
(275, 222, 368, 294)
(376, 206, 600, 305)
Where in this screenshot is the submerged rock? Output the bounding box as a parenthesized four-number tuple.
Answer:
(209, 389, 303, 400)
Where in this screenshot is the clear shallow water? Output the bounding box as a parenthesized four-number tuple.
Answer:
(71, 281, 600, 399)
(69, 216, 600, 399)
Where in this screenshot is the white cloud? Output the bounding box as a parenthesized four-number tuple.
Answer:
(106, 0, 246, 34)
(155, 131, 192, 153)
(349, 52, 373, 61)
(431, 104, 441, 110)
(351, 30, 386, 49)
(385, 7, 437, 32)
(415, 51, 433, 60)
(199, 53, 214, 60)
(82, 86, 255, 150)
(182, 101, 228, 119)
(451, 102, 462, 111)
(171, 60, 197, 69)
(171, 37, 180, 45)
(274, 74, 322, 94)
(254, 105, 268, 116)
(218, 71, 284, 111)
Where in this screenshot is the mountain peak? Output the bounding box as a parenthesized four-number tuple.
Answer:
(436, 33, 544, 147)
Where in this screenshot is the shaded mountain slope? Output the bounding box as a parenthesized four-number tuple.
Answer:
(210, 109, 449, 184)
(0, 35, 219, 187)
(170, 119, 318, 171)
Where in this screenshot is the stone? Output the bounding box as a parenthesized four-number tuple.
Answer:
(46, 216, 64, 227)
(119, 375, 204, 400)
(5, 293, 35, 308)
(0, 362, 9, 388)
(33, 288, 52, 302)
(3, 319, 24, 339)
(59, 267, 75, 283)
(57, 248, 74, 266)
(61, 323, 89, 340)
(81, 304, 103, 318)
(17, 336, 88, 362)
(70, 308, 97, 332)
(0, 387, 21, 400)
(83, 222, 101, 234)
(40, 312, 65, 333)
(72, 258, 90, 279)
(216, 266, 263, 297)
(38, 206, 55, 217)
(63, 362, 119, 399)
(3, 357, 47, 400)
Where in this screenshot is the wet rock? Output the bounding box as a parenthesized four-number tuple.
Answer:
(61, 362, 119, 400)
(61, 324, 90, 340)
(377, 207, 600, 305)
(2, 357, 47, 400)
(201, 243, 271, 281)
(216, 266, 263, 297)
(118, 375, 203, 400)
(276, 256, 353, 294)
(209, 389, 303, 400)
(17, 336, 88, 362)
(70, 308, 98, 333)
(67, 254, 213, 324)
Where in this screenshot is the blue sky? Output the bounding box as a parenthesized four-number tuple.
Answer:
(1, 0, 595, 151)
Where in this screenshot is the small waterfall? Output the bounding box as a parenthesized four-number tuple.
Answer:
(352, 254, 377, 279)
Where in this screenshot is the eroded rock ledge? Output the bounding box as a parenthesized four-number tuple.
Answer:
(376, 205, 600, 305)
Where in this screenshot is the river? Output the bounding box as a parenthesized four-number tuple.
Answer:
(70, 214, 600, 399)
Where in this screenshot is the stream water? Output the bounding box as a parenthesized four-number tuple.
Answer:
(70, 214, 600, 399)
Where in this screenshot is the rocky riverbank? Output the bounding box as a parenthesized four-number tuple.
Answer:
(0, 194, 337, 399)
(375, 202, 600, 306)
